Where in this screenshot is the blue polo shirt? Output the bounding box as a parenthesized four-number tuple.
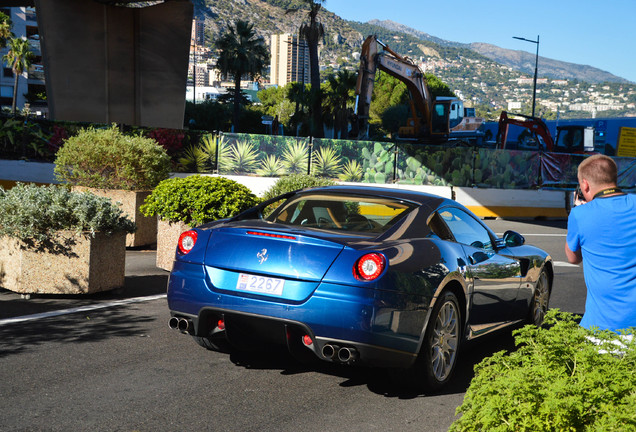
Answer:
(567, 193, 636, 332)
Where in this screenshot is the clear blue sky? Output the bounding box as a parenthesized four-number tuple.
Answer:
(325, 0, 636, 83)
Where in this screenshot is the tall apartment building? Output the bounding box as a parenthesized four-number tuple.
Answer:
(270, 33, 310, 87)
(0, 6, 46, 115)
(191, 17, 205, 46)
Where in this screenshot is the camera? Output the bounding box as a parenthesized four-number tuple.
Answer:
(575, 185, 585, 205)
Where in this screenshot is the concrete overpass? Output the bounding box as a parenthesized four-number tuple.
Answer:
(10, 0, 193, 129)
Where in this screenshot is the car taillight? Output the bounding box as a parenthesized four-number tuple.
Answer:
(354, 253, 385, 281)
(178, 230, 198, 254)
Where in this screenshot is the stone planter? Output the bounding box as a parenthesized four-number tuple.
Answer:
(72, 187, 156, 248)
(156, 219, 191, 271)
(0, 231, 126, 295)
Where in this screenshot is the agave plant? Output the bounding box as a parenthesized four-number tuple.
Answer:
(313, 146, 341, 178)
(200, 134, 233, 173)
(177, 145, 207, 173)
(228, 139, 259, 174)
(256, 155, 285, 177)
(339, 159, 363, 182)
(281, 139, 309, 174)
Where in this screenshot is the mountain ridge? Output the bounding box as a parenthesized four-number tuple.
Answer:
(193, 1, 636, 119)
(369, 19, 631, 84)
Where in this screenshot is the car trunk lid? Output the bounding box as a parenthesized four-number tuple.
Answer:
(202, 226, 346, 302)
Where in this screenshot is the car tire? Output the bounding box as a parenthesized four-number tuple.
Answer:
(392, 290, 461, 392)
(419, 290, 461, 391)
(527, 269, 550, 326)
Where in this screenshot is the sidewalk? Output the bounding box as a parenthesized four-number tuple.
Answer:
(0, 250, 168, 321)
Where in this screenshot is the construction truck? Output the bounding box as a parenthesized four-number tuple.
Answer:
(352, 35, 481, 143)
(495, 111, 595, 153)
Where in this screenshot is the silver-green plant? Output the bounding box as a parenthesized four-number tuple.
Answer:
(0, 183, 135, 253)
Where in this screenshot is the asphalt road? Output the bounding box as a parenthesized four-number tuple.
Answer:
(0, 219, 585, 432)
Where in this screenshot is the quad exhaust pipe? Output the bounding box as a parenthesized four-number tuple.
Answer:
(168, 317, 192, 333)
(321, 343, 358, 363)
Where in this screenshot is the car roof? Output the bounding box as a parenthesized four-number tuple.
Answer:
(297, 184, 450, 208)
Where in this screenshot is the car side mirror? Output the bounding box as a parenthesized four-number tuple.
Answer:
(503, 230, 525, 247)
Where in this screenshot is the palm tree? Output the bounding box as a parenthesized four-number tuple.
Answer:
(287, 82, 311, 135)
(287, 0, 325, 138)
(323, 70, 357, 138)
(215, 20, 269, 133)
(3, 37, 34, 115)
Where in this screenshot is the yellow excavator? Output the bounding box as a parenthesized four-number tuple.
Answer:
(353, 35, 479, 143)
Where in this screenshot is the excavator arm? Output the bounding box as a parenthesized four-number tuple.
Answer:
(354, 35, 445, 141)
(495, 111, 555, 151)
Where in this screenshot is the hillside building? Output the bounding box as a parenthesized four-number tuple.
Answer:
(270, 33, 310, 87)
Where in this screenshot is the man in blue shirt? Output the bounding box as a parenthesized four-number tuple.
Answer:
(565, 154, 636, 332)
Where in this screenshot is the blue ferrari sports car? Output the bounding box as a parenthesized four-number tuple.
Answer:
(167, 185, 552, 389)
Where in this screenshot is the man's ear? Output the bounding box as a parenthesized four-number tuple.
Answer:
(580, 178, 591, 194)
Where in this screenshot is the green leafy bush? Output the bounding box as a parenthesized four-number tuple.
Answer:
(261, 174, 336, 201)
(140, 175, 260, 226)
(54, 125, 171, 190)
(450, 310, 636, 431)
(0, 183, 136, 252)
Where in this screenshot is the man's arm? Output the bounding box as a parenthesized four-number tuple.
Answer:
(565, 242, 582, 265)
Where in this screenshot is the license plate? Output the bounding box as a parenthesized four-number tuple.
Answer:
(236, 273, 285, 296)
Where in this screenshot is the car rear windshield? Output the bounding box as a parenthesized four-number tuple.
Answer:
(266, 193, 417, 234)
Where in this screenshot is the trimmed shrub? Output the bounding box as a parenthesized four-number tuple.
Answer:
(261, 174, 336, 201)
(140, 175, 260, 226)
(0, 183, 135, 252)
(54, 125, 171, 190)
(450, 310, 636, 431)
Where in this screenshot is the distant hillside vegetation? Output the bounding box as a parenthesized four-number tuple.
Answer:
(368, 19, 631, 84)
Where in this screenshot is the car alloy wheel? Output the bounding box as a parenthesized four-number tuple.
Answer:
(530, 270, 550, 326)
(418, 290, 461, 390)
(430, 295, 459, 381)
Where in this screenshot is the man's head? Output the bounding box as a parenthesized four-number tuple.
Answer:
(577, 154, 618, 200)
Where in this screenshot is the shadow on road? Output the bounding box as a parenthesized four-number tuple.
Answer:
(0, 274, 168, 321)
(219, 327, 519, 398)
(0, 306, 158, 358)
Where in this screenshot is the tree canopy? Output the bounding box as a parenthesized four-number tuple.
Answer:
(3, 37, 34, 115)
(215, 20, 269, 132)
(0, 12, 11, 49)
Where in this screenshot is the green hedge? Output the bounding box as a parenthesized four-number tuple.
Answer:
(140, 175, 260, 226)
(261, 174, 336, 201)
(54, 125, 171, 190)
(450, 310, 636, 431)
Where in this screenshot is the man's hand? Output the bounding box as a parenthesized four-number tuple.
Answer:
(574, 186, 587, 207)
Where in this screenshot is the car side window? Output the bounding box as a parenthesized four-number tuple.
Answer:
(439, 208, 493, 250)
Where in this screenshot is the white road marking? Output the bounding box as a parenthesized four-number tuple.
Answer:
(554, 261, 580, 267)
(496, 233, 566, 237)
(0, 293, 167, 326)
